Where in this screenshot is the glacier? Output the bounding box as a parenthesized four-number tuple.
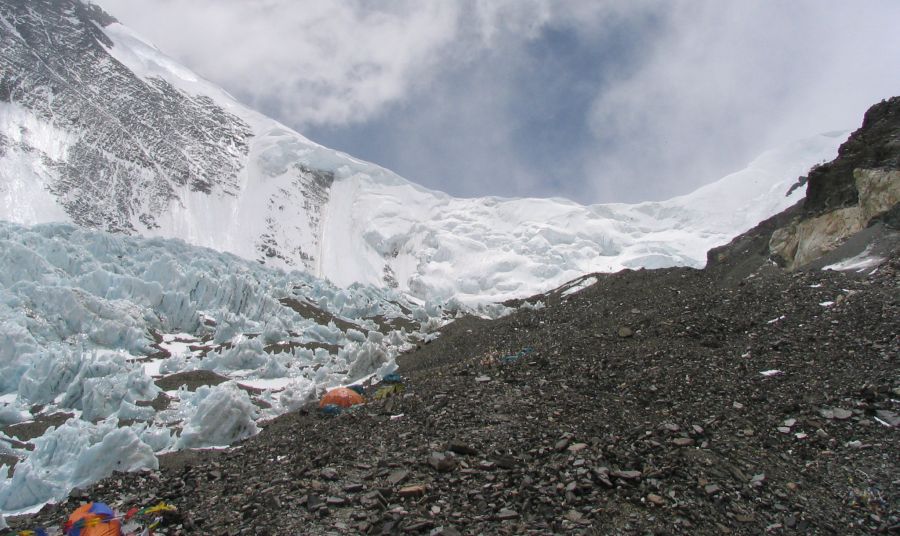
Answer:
(0, 221, 454, 514)
(318, 129, 846, 303)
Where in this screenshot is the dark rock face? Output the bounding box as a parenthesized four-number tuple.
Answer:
(803, 97, 900, 217)
(709, 96, 899, 274)
(0, 0, 252, 233)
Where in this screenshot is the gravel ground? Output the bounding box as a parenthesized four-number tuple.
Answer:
(8, 245, 898, 535)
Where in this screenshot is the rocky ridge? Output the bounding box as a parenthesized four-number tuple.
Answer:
(803, 98, 900, 217)
(770, 97, 899, 270)
(707, 97, 900, 284)
(0, 0, 253, 232)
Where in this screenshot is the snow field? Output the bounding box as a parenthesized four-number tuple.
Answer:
(97, 22, 848, 303)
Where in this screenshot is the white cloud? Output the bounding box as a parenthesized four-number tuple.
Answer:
(96, 0, 638, 127)
(98, 0, 461, 126)
(585, 0, 900, 201)
(95, 0, 900, 202)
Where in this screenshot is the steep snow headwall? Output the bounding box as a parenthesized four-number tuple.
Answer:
(0, 0, 340, 272)
(0, 0, 253, 232)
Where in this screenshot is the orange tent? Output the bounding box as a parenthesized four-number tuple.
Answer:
(319, 386, 365, 408)
(65, 502, 122, 536)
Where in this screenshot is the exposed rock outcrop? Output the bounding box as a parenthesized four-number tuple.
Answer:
(770, 168, 900, 269)
(803, 97, 900, 217)
(710, 96, 899, 274)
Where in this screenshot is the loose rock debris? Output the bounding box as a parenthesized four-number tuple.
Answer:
(9, 253, 899, 534)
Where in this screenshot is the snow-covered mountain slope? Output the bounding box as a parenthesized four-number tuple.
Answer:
(0, 0, 847, 303)
(0, 220, 470, 514)
(324, 132, 846, 302)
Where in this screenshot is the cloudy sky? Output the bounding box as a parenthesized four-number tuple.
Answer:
(97, 0, 900, 204)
